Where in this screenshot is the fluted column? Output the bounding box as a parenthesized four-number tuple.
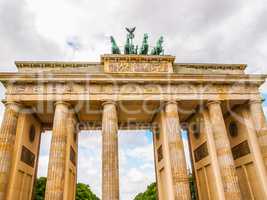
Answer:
(0, 102, 21, 199)
(242, 108, 267, 197)
(207, 101, 241, 199)
(249, 99, 267, 164)
(165, 101, 191, 199)
(102, 100, 119, 200)
(249, 99, 266, 131)
(45, 101, 70, 200)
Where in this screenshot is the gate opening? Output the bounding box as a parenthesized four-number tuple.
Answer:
(77, 130, 101, 198)
(119, 130, 156, 200)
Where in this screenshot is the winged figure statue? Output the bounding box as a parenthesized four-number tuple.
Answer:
(125, 27, 136, 39)
(151, 36, 164, 55)
(110, 36, 121, 54)
(124, 27, 137, 54)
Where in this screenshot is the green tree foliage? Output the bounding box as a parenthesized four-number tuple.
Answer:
(34, 176, 197, 200)
(134, 174, 198, 200)
(134, 182, 157, 200)
(189, 174, 197, 200)
(76, 183, 99, 200)
(34, 177, 47, 200)
(33, 177, 99, 200)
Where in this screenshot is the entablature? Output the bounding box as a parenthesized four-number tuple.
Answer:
(1, 77, 262, 102)
(0, 73, 265, 85)
(14, 55, 247, 75)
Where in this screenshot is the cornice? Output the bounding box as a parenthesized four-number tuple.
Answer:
(15, 60, 246, 71)
(0, 73, 265, 86)
(15, 61, 101, 68)
(173, 63, 247, 70)
(100, 54, 176, 63)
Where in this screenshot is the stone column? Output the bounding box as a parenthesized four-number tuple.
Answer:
(242, 108, 267, 197)
(207, 101, 241, 199)
(0, 102, 21, 199)
(203, 110, 225, 200)
(45, 101, 69, 200)
(102, 100, 119, 200)
(249, 99, 267, 164)
(165, 101, 191, 199)
(249, 99, 266, 131)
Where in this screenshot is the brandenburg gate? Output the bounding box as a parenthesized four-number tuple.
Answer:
(0, 53, 267, 200)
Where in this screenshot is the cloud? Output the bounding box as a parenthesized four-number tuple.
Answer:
(1, 0, 267, 199)
(77, 131, 102, 196)
(37, 133, 51, 177)
(0, 0, 267, 75)
(0, 0, 63, 69)
(118, 132, 155, 199)
(126, 145, 154, 162)
(37, 132, 102, 196)
(37, 131, 156, 200)
(263, 106, 267, 118)
(182, 133, 192, 172)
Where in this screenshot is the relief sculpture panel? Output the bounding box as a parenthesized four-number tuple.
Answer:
(7, 83, 257, 94)
(106, 61, 173, 73)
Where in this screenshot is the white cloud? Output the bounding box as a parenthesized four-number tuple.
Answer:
(1, 0, 267, 199)
(182, 135, 192, 172)
(37, 132, 51, 177)
(126, 144, 154, 162)
(0, 0, 63, 68)
(77, 131, 102, 196)
(37, 155, 50, 177)
(36, 131, 156, 199)
(118, 132, 155, 200)
(263, 106, 267, 118)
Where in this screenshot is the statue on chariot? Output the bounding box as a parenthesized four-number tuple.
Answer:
(110, 27, 164, 56)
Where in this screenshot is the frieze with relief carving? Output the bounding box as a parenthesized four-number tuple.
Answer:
(6, 82, 259, 97)
(102, 54, 175, 73)
(107, 62, 172, 73)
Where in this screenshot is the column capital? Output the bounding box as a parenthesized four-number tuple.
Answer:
(3, 101, 23, 112)
(54, 101, 71, 108)
(248, 98, 264, 105)
(206, 100, 221, 107)
(163, 100, 178, 110)
(165, 100, 178, 105)
(3, 100, 22, 106)
(102, 100, 117, 107)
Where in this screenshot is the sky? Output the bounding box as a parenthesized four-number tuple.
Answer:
(0, 0, 267, 199)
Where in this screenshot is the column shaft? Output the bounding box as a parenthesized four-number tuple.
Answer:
(207, 101, 241, 199)
(165, 101, 191, 200)
(242, 108, 267, 197)
(102, 101, 119, 200)
(203, 110, 225, 200)
(45, 102, 69, 200)
(64, 110, 78, 200)
(0, 102, 21, 199)
(249, 100, 267, 165)
(249, 100, 266, 131)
